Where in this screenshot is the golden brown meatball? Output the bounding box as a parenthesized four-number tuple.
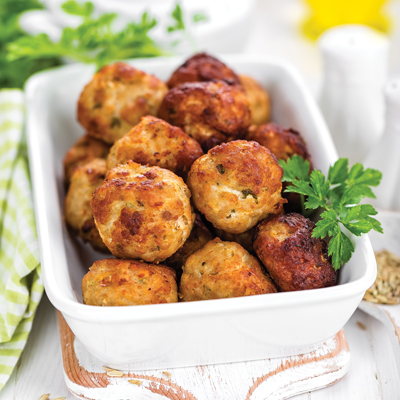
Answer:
(215, 226, 256, 254)
(187, 140, 286, 234)
(180, 238, 277, 301)
(107, 116, 203, 180)
(77, 62, 168, 144)
(64, 158, 108, 252)
(165, 214, 214, 278)
(63, 133, 110, 184)
(239, 75, 271, 125)
(247, 122, 312, 213)
(82, 259, 178, 306)
(167, 53, 240, 88)
(91, 161, 195, 263)
(253, 213, 337, 292)
(246, 122, 311, 163)
(158, 81, 252, 151)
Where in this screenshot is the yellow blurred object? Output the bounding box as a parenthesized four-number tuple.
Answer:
(302, 0, 391, 39)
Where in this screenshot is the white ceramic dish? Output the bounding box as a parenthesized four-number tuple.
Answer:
(25, 55, 377, 370)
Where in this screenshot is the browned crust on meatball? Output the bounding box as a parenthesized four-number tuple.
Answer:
(91, 161, 195, 262)
(180, 238, 277, 301)
(77, 62, 168, 144)
(63, 133, 110, 185)
(253, 213, 337, 292)
(187, 140, 286, 234)
(82, 258, 178, 306)
(107, 115, 203, 180)
(64, 158, 109, 252)
(239, 75, 271, 125)
(167, 53, 240, 88)
(246, 122, 311, 163)
(158, 81, 252, 152)
(165, 214, 214, 277)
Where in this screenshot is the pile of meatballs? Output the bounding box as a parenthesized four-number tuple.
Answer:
(63, 53, 337, 307)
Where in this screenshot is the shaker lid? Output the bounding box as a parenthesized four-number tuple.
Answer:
(319, 25, 389, 71)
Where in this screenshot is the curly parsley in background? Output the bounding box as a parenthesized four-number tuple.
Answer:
(4, 1, 207, 87)
(279, 155, 383, 271)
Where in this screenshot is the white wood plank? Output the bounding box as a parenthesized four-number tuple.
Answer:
(65, 316, 349, 400)
(368, 313, 400, 400)
(1, 295, 397, 400)
(298, 310, 382, 400)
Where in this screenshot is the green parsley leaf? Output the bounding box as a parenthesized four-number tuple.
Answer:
(328, 230, 354, 271)
(167, 4, 185, 32)
(7, 0, 165, 68)
(348, 163, 382, 187)
(279, 155, 310, 183)
(340, 184, 376, 206)
(312, 209, 338, 238)
(280, 155, 383, 270)
(193, 13, 208, 23)
(328, 158, 348, 184)
(61, 0, 93, 17)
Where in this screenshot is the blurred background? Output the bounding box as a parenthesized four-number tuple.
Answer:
(1, 0, 400, 206)
(1, 0, 399, 93)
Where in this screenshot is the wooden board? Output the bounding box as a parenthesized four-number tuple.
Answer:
(57, 313, 350, 400)
(358, 300, 400, 378)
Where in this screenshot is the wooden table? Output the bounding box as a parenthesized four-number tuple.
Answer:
(2, 0, 400, 398)
(1, 294, 399, 399)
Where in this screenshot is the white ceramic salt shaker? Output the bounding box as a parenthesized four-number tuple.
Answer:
(363, 78, 400, 211)
(318, 25, 389, 166)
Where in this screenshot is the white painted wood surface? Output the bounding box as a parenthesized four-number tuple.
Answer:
(359, 301, 400, 379)
(1, 294, 399, 400)
(2, 0, 400, 398)
(58, 313, 350, 400)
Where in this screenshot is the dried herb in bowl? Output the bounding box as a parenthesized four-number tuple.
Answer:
(364, 250, 400, 305)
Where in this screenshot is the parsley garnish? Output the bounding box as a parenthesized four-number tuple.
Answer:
(167, 4, 207, 52)
(7, 1, 207, 70)
(7, 1, 164, 68)
(279, 155, 383, 270)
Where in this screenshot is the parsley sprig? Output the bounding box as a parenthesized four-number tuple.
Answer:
(279, 155, 383, 270)
(7, 1, 208, 71)
(7, 1, 164, 69)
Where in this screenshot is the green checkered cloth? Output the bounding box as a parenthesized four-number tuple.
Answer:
(0, 89, 42, 390)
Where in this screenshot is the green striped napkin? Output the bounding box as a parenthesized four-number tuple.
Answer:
(0, 89, 42, 390)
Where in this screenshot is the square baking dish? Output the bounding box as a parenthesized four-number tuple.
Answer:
(25, 55, 376, 370)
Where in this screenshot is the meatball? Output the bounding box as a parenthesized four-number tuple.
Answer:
(165, 214, 214, 278)
(180, 238, 277, 301)
(63, 133, 110, 184)
(167, 52, 240, 88)
(107, 116, 203, 180)
(91, 161, 195, 262)
(215, 226, 256, 254)
(239, 75, 271, 125)
(187, 140, 286, 234)
(247, 122, 312, 213)
(158, 81, 252, 151)
(246, 122, 311, 163)
(77, 62, 168, 144)
(253, 213, 337, 292)
(64, 158, 108, 252)
(82, 259, 178, 306)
